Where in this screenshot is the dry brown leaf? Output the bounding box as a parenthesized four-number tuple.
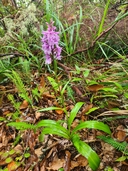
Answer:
(108, 100, 121, 109)
(35, 147, 43, 158)
(38, 75, 45, 92)
(42, 92, 55, 99)
(3, 110, 11, 115)
(81, 104, 93, 114)
(70, 156, 88, 169)
(20, 100, 28, 110)
(71, 119, 79, 128)
(76, 155, 88, 167)
(67, 15, 76, 21)
(55, 109, 64, 115)
(35, 111, 41, 120)
(47, 158, 65, 170)
(88, 84, 104, 92)
(13, 144, 23, 154)
(71, 161, 79, 169)
(113, 125, 127, 142)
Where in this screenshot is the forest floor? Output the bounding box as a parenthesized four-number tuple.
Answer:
(0, 59, 128, 171)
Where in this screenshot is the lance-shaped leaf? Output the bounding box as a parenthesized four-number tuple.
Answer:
(36, 120, 70, 138)
(71, 120, 111, 136)
(38, 106, 63, 112)
(72, 134, 100, 171)
(42, 127, 70, 139)
(68, 102, 84, 129)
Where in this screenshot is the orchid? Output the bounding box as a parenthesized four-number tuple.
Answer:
(41, 20, 62, 64)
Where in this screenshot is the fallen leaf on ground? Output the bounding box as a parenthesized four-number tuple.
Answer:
(7, 161, 19, 171)
(46, 157, 65, 170)
(88, 84, 104, 92)
(20, 100, 28, 109)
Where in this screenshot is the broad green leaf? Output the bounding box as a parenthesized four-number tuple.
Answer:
(101, 88, 118, 93)
(124, 92, 128, 99)
(71, 121, 111, 135)
(36, 120, 69, 135)
(72, 134, 100, 171)
(68, 102, 84, 129)
(42, 127, 70, 139)
(38, 106, 63, 112)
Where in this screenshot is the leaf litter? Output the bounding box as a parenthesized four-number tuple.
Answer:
(0, 63, 128, 170)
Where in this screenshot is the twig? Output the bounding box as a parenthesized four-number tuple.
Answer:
(0, 53, 24, 59)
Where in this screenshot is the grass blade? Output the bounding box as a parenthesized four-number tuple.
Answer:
(68, 102, 84, 130)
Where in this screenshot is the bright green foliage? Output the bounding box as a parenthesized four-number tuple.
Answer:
(71, 120, 111, 135)
(72, 134, 100, 171)
(5, 70, 32, 105)
(7, 102, 111, 170)
(7, 122, 36, 131)
(67, 102, 84, 130)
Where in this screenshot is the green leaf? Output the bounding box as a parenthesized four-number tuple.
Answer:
(36, 120, 70, 139)
(71, 121, 111, 135)
(104, 166, 114, 171)
(101, 88, 118, 93)
(42, 127, 70, 139)
(24, 153, 30, 158)
(61, 81, 70, 95)
(68, 102, 84, 129)
(124, 92, 128, 99)
(72, 134, 100, 171)
(83, 69, 90, 78)
(115, 156, 127, 162)
(5, 157, 12, 163)
(0, 117, 6, 121)
(7, 122, 36, 130)
(86, 107, 99, 115)
(9, 149, 15, 155)
(47, 76, 59, 91)
(75, 65, 81, 74)
(38, 106, 63, 112)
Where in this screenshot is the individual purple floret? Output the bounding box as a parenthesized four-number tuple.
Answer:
(41, 20, 62, 64)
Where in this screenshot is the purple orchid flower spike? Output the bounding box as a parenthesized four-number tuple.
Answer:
(41, 20, 62, 64)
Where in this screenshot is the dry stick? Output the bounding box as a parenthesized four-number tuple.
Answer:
(0, 53, 24, 59)
(70, 21, 118, 56)
(96, 110, 128, 118)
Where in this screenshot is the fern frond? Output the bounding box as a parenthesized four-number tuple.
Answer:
(7, 122, 36, 130)
(97, 135, 128, 155)
(5, 70, 32, 105)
